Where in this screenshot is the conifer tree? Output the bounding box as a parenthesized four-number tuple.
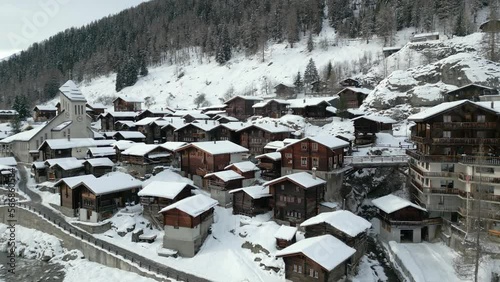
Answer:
(294, 71, 304, 92)
(304, 58, 319, 86)
(307, 33, 314, 52)
(12, 95, 30, 120)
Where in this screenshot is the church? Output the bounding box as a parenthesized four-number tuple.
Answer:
(0, 80, 94, 163)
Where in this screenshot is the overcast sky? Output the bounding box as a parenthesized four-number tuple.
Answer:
(0, 0, 148, 59)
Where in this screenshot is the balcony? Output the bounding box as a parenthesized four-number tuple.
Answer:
(458, 173, 500, 184)
(458, 207, 500, 221)
(432, 137, 500, 145)
(409, 162, 457, 178)
(257, 162, 274, 170)
(407, 150, 500, 166)
(433, 122, 497, 130)
(410, 135, 430, 144)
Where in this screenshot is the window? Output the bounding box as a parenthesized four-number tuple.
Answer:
(477, 131, 486, 138)
(476, 167, 494, 174)
(297, 197, 302, 204)
(310, 269, 314, 277)
(293, 265, 297, 272)
(443, 115, 452, 122)
(285, 153, 292, 158)
(443, 131, 451, 138)
(281, 185, 285, 191)
(311, 143, 318, 151)
(314, 271, 319, 278)
(298, 265, 302, 273)
(301, 157, 307, 167)
(312, 157, 319, 168)
(295, 186, 300, 192)
(477, 115, 486, 122)
(441, 164, 454, 172)
(301, 142, 308, 151)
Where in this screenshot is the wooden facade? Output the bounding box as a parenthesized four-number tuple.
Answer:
(161, 124, 179, 142)
(231, 190, 271, 216)
(79, 185, 139, 221)
(256, 154, 281, 180)
(121, 146, 171, 166)
(162, 207, 214, 228)
(253, 100, 289, 118)
(339, 78, 360, 87)
(211, 125, 240, 143)
(224, 96, 262, 120)
(0, 110, 18, 123)
(84, 163, 113, 177)
(444, 84, 498, 102)
(59, 182, 81, 215)
(280, 254, 347, 282)
(274, 84, 296, 99)
(178, 147, 231, 177)
(280, 140, 345, 172)
(176, 123, 214, 143)
(204, 173, 243, 192)
(33, 106, 57, 122)
(48, 164, 85, 181)
(140, 185, 193, 215)
(99, 113, 136, 132)
(289, 101, 333, 118)
(239, 125, 291, 155)
(337, 88, 368, 108)
(113, 97, 141, 112)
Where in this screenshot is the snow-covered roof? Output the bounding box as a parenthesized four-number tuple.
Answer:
(204, 110, 226, 115)
(224, 161, 259, 172)
(115, 131, 146, 139)
(264, 172, 326, 189)
(34, 105, 57, 111)
(0, 123, 46, 143)
(204, 170, 244, 182)
(274, 225, 297, 240)
(347, 109, 365, 116)
(52, 120, 72, 131)
(175, 120, 219, 132)
(237, 122, 294, 134)
(252, 99, 290, 108)
(340, 87, 372, 95)
(160, 142, 187, 152)
(278, 136, 349, 152)
(382, 46, 402, 51)
(88, 103, 107, 109)
(122, 144, 164, 156)
(113, 96, 142, 103)
(32, 161, 46, 169)
(84, 158, 114, 167)
(224, 95, 264, 103)
(176, 140, 249, 155)
(0, 110, 18, 115)
(102, 131, 117, 137)
(183, 113, 210, 119)
(199, 104, 227, 110)
(264, 140, 285, 151)
(372, 194, 427, 214)
(159, 194, 218, 217)
(326, 106, 337, 114)
(39, 138, 115, 150)
(138, 181, 192, 199)
(54, 174, 97, 189)
(160, 117, 187, 129)
(219, 122, 246, 131)
(300, 210, 371, 237)
(101, 111, 137, 118)
(82, 172, 142, 196)
(446, 83, 496, 93)
(275, 234, 355, 271)
(413, 31, 439, 38)
(45, 157, 84, 171)
(228, 185, 270, 199)
(352, 115, 396, 124)
(286, 97, 332, 108)
(216, 115, 238, 122)
(134, 117, 161, 126)
(0, 157, 17, 167)
(59, 80, 87, 102)
(115, 120, 136, 127)
(255, 152, 282, 161)
(408, 100, 500, 122)
(87, 146, 116, 157)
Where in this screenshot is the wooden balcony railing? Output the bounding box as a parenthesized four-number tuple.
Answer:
(410, 135, 430, 143)
(433, 122, 497, 130)
(257, 162, 274, 170)
(432, 137, 500, 145)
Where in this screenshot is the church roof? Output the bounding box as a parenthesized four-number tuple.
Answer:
(59, 80, 87, 102)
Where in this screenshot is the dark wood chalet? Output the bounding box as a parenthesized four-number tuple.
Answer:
(310, 80, 330, 94)
(215, 115, 239, 123)
(238, 123, 293, 155)
(175, 121, 218, 142)
(229, 185, 271, 216)
(480, 19, 500, 32)
(136, 109, 173, 120)
(86, 103, 107, 121)
(160, 194, 218, 257)
(83, 158, 114, 177)
(182, 113, 210, 123)
(353, 115, 396, 145)
(224, 95, 263, 120)
(55, 174, 98, 217)
(114, 131, 146, 142)
(336, 87, 370, 108)
(45, 158, 85, 181)
(160, 117, 186, 142)
(279, 136, 349, 173)
(204, 170, 244, 206)
(32, 161, 48, 183)
(444, 84, 498, 102)
(274, 225, 297, 249)
(33, 105, 57, 122)
(99, 112, 137, 132)
(0, 110, 18, 123)
(113, 96, 142, 112)
(210, 123, 243, 143)
(121, 144, 172, 176)
(224, 161, 260, 180)
(114, 120, 136, 131)
(339, 78, 360, 87)
(276, 235, 355, 282)
(138, 181, 194, 219)
(87, 147, 117, 162)
(256, 152, 282, 180)
(300, 210, 372, 267)
(264, 172, 326, 226)
(274, 83, 296, 99)
(252, 99, 290, 118)
(287, 98, 334, 118)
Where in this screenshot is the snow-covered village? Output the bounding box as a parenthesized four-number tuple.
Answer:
(1, 0, 500, 282)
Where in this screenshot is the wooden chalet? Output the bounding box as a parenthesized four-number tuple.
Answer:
(0, 110, 18, 123)
(55, 174, 97, 217)
(238, 123, 294, 155)
(159, 194, 218, 257)
(33, 105, 57, 122)
(87, 147, 117, 162)
(134, 117, 162, 143)
(182, 113, 210, 123)
(175, 120, 219, 142)
(286, 98, 335, 118)
(160, 117, 187, 142)
(114, 131, 146, 142)
(224, 160, 260, 186)
(113, 96, 142, 112)
(372, 194, 429, 243)
(339, 78, 360, 87)
(45, 157, 85, 181)
(382, 46, 401, 58)
(204, 170, 244, 206)
(252, 99, 290, 118)
(229, 185, 271, 216)
(200, 104, 227, 114)
(224, 95, 263, 120)
(175, 141, 249, 189)
(86, 103, 107, 121)
(336, 87, 370, 108)
(276, 235, 355, 282)
(274, 225, 297, 249)
(138, 181, 194, 220)
(410, 32, 439, 42)
(121, 144, 172, 176)
(300, 210, 372, 267)
(264, 171, 326, 226)
(353, 115, 396, 145)
(444, 84, 498, 102)
(136, 109, 173, 120)
(114, 120, 136, 131)
(255, 152, 282, 180)
(83, 158, 114, 177)
(310, 80, 330, 94)
(32, 161, 48, 183)
(99, 112, 136, 131)
(274, 83, 296, 99)
(480, 19, 500, 33)
(215, 115, 239, 123)
(38, 138, 115, 161)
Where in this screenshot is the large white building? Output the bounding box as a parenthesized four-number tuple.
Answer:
(0, 80, 94, 163)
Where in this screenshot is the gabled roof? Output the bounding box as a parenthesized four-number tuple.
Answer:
(252, 99, 290, 108)
(100, 111, 137, 118)
(87, 147, 116, 157)
(138, 181, 192, 199)
(274, 225, 297, 240)
(215, 115, 239, 122)
(445, 83, 497, 96)
(52, 120, 72, 131)
(121, 144, 163, 156)
(160, 142, 187, 152)
(408, 100, 500, 122)
(159, 194, 218, 217)
(300, 210, 371, 237)
(286, 97, 333, 108)
(204, 170, 244, 182)
(87, 103, 107, 110)
(224, 95, 264, 104)
(278, 136, 349, 152)
(134, 117, 162, 126)
(175, 120, 219, 132)
(237, 122, 294, 134)
(372, 194, 427, 214)
(54, 174, 97, 189)
(218, 122, 247, 131)
(59, 80, 87, 102)
(352, 115, 397, 124)
(114, 120, 136, 127)
(113, 96, 142, 103)
(115, 131, 146, 139)
(337, 87, 372, 95)
(275, 234, 355, 271)
(263, 172, 326, 189)
(228, 185, 270, 199)
(111, 140, 141, 150)
(33, 105, 57, 111)
(84, 158, 114, 167)
(175, 140, 248, 155)
(39, 138, 115, 150)
(224, 161, 259, 173)
(32, 161, 46, 169)
(82, 172, 142, 196)
(255, 152, 282, 161)
(160, 117, 187, 130)
(45, 157, 84, 171)
(0, 157, 17, 167)
(0, 123, 47, 143)
(182, 113, 210, 120)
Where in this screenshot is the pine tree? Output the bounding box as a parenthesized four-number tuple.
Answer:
(43, 78, 60, 100)
(216, 25, 232, 64)
(325, 61, 333, 81)
(303, 58, 319, 86)
(294, 71, 304, 92)
(337, 95, 348, 121)
(453, 2, 470, 37)
(138, 50, 149, 76)
(10, 116, 21, 134)
(12, 95, 30, 120)
(115, 57, 139, 92)
(307, 33, 314, 52)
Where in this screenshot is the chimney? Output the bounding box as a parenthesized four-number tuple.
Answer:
(67, 133, 70, 141)
(312, 167, 317, 179)
(214, 140, 216, 144)
(491, 101, 494, 109)
(205, 119, 207, 124)
(303, 99, 306, 103)
(274, 121, 278, 127)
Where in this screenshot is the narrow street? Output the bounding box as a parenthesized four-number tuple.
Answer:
(15, 165, 209, 282)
